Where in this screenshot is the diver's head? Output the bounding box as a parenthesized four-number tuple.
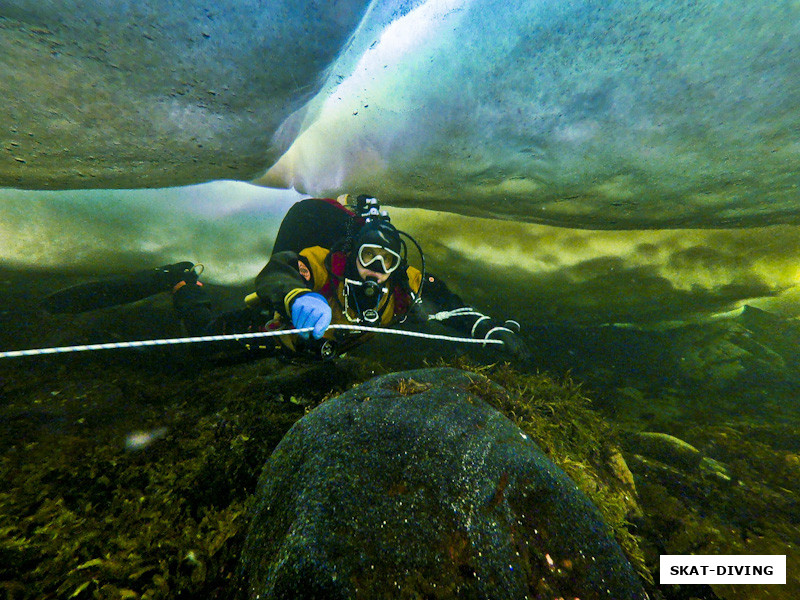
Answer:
(353, 219, 403, 283)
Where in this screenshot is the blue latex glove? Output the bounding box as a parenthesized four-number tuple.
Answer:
(291, 292, 332, 339)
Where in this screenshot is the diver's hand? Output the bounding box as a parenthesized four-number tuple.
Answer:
(291, 293, 332, 339)
(486, 321, 530, 360)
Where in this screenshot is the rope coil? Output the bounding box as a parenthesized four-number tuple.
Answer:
(0, 324, 503, 360)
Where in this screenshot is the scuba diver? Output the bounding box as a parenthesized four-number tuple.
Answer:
(43, 195, 528, 361)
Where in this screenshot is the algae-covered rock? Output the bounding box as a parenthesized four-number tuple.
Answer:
(238, 367, 648, 599)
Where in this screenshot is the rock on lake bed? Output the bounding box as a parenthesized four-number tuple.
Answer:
(238, 367, 648, 599)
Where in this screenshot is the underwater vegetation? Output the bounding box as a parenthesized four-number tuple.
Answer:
(0, 354, 368, 600)
(1, 354, 641, 599)
(1, 342, 798, 599)
(0, 283, 798, 599)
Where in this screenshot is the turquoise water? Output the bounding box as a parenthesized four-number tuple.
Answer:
(2, 0, 800, 597)
(0, 261, 797, 598)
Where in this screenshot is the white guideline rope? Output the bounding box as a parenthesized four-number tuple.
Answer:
(0, 324, 502, 360)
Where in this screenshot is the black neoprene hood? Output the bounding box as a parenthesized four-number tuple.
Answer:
(355, 220, 402, 255)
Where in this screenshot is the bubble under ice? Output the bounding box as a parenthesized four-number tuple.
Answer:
(2, 0, 800, 229)
(3, 1, 800, 326)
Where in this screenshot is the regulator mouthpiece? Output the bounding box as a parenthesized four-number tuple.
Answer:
(362, 276, 382, 298)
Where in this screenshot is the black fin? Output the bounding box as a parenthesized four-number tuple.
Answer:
(41, 262, 194, 314)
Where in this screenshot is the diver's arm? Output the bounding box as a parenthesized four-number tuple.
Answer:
(422, 273, 523, 341)
(254, 251, 313, 319)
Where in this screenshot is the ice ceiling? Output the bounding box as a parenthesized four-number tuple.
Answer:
(3, 1, 800, 326)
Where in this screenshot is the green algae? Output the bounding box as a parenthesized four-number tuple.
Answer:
(452, 359, 651, 584)
(0, 354, 376, 600)
(2, 350, 797, 599)
(0, 432, 250, 599)
(1, 355, 651, 597)
(467, 360, 800, 599)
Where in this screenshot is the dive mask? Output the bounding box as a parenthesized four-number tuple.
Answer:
(358, 244, 401, 274)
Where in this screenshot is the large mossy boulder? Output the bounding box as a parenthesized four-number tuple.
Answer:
(238, 367, 648, 599)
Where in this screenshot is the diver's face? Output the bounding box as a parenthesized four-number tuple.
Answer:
(356, 261, 390, 283)
(356, 244, 399, 283)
